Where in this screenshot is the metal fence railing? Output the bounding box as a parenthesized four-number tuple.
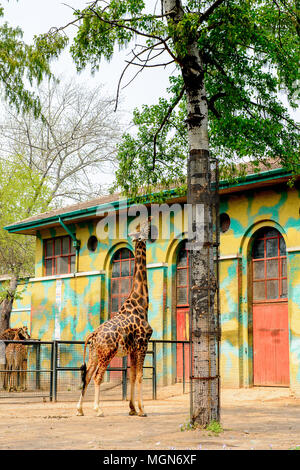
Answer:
(0, 339, 189, 402)
(150, 340, 190, 395)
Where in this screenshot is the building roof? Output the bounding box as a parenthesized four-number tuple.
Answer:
(5, 165, 299, 235)
(13, 193, 122, 228)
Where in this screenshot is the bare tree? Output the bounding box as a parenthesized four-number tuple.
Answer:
(0, 78, 124, 206)
(0, 78, 124, 331)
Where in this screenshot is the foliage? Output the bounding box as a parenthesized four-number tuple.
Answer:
(113, 76, 188, 198)
(34, 0, 299, 195)
(0, 2, 67, 116)
(180, 418, 224, 433)
(0, 155, 51, 223)
(112, 1, 299, 193)
(0, 279, 24, 303)
(0, 155, 52, 277)
(180, 420, 197, 431)
(205, 420, 224, 434)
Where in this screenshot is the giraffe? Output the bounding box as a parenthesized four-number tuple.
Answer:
(0, 326, 30, 390)
(0, 326, 30, 341)
(4, 327, 30, 392)
(76, 217, 153, 417)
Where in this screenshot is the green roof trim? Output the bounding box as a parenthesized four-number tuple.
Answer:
(218, 167, 293, 189)
(4, 167, 296, 234)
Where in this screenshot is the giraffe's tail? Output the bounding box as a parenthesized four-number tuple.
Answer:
(80, 363, 87, 390)
(80, 333, 93, 390)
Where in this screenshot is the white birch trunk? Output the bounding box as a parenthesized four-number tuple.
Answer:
(164, 0, 220, 426)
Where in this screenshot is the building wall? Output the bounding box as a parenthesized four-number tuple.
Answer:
(7, 182, 300, 394)
(219, 183, 300, 395)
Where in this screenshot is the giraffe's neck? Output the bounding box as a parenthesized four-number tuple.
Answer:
(129, 240, 148, 312)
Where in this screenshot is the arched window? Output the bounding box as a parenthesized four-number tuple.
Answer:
(176, 241, 189, 307)
(111, 248, 135, 317)
(252, 228, 287, 301)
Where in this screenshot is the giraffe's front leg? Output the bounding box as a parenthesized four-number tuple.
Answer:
(136, 351, 147, 417)
(129, 352, 138, 416)
(136, 370, 147, 417)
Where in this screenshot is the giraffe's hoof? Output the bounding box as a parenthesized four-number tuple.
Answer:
(76, 410, 84, 416)
(129, 410, 138, 416)
(138, 412, 147, 417)
(96, 411, 104, 417)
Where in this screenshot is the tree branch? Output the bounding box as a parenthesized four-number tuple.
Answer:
(199, 0, 226, 24)
(88, 6, 178, 62)
(152, 85, 185, 170)
(114, 40, 167, 111)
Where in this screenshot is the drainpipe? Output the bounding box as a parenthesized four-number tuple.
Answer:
(58, 216, 81, 273)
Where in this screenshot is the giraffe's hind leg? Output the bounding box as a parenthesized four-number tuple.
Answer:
(76, 362, 97, 416)
(9, 358, 17, 392)
(93, 367, 107, 417)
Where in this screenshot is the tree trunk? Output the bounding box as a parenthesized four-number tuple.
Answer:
(164, 0, 220, 426)
(184, 59, 220, 427)
(0, 276, 18, 333)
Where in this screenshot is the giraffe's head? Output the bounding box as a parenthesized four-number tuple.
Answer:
(129, 216, 152, 242)
(17, 326, 30, 340)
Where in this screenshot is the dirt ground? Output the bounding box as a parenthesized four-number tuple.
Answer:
(0, 384, 299, 450)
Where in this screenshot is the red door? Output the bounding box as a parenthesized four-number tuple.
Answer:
(253, 303, 289, 386)
(176, 243, 190, 382)
(176, 308, 189, 381)
(252, 228, 289, 386)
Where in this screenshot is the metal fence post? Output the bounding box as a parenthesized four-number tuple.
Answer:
(35, 342, 41, 390)
(152, 341, 157, 400)
(53, 341, 58, 402)
(122, 356, 128, 400)
(50, 342, 54, 402)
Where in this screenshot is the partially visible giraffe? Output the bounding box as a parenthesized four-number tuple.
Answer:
(76, 217, 153, 417)
(4, 327, 30, 391)
(0, 326, 30, 390)
(0, 326, 30, 341)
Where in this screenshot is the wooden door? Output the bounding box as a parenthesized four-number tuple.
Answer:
(253, 303, 289, 386)
(252, 228, 289, 386)
(176, 308, 189, 381)
(176, 243, 190, 382)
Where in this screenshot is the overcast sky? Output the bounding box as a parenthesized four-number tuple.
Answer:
(3, 0, 174, 119)
(1, 0, 177, 190)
